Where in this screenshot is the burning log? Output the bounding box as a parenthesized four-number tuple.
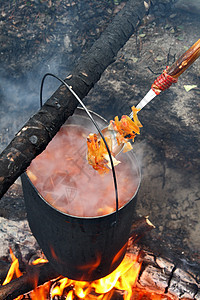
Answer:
(0, 261, 10, 286)
(1, 244, 199, 300)
(0, 217, 152, 299)
(0, 217, 199, 300)
(0, 0, 151, 200)
(0, 262, 60, 300)
(136, 248, 200, 300)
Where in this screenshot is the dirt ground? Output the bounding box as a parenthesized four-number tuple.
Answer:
(84, 11, 200, 266)
(0, 0, 199, 272)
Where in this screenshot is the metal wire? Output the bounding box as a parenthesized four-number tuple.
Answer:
(40, 73, 119, 221)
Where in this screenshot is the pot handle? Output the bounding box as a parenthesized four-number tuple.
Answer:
(40, 73, 119, 221)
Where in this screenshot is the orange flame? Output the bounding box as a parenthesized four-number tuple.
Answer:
(31, 257, 48, 265)
(30, 281, 51, 300)
(78, 252, 102, 278)
(51, 253, 141, 300)
(2, 249, 175, 300)
(3, 248, 23, 285)
(111, 242, 127, 267)
(29, 257, 49, 300)
(91, 254, 140, 298)
(1, 250, 49, 300)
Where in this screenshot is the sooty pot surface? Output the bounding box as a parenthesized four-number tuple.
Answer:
(21, 108, 141, 281)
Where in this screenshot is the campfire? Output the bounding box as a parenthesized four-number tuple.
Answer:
(1, 242, 177, 300)
(2, 234, 199, 300)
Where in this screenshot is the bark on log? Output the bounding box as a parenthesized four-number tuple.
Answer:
(0, 0, 150, 200)
(0, 262, 10, 286)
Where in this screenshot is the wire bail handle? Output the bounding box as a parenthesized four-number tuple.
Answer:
(40, 73, 119, 224)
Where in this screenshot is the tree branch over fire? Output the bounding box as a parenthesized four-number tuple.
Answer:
(0, 0, 150, 199)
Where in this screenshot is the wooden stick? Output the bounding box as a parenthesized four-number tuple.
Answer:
(130, 216, 155, 242)
(151, 39, 200, 94)
(167, 39, 200, 78)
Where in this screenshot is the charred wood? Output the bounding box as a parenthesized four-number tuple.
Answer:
(134, 246, 200, 300)
(129, 216, 155, 242)
(0, 0, 150, 200)
(0, 246, 199, 300)
(168, 268, 199, 299)
(0, 262, 60, 300)
(0, 261, 10, 286)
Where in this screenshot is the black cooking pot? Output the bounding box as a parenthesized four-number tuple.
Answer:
(21, 108, 141, 281)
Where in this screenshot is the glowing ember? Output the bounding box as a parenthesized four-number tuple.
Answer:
(27, 124, 140, 217)
(31, 257, 49, 265)
(30, 281, 51, 300)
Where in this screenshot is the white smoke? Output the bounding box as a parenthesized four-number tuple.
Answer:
(28, 122, 141, 217)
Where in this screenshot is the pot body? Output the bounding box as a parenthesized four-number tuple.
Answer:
(21, 108, 141, 281)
